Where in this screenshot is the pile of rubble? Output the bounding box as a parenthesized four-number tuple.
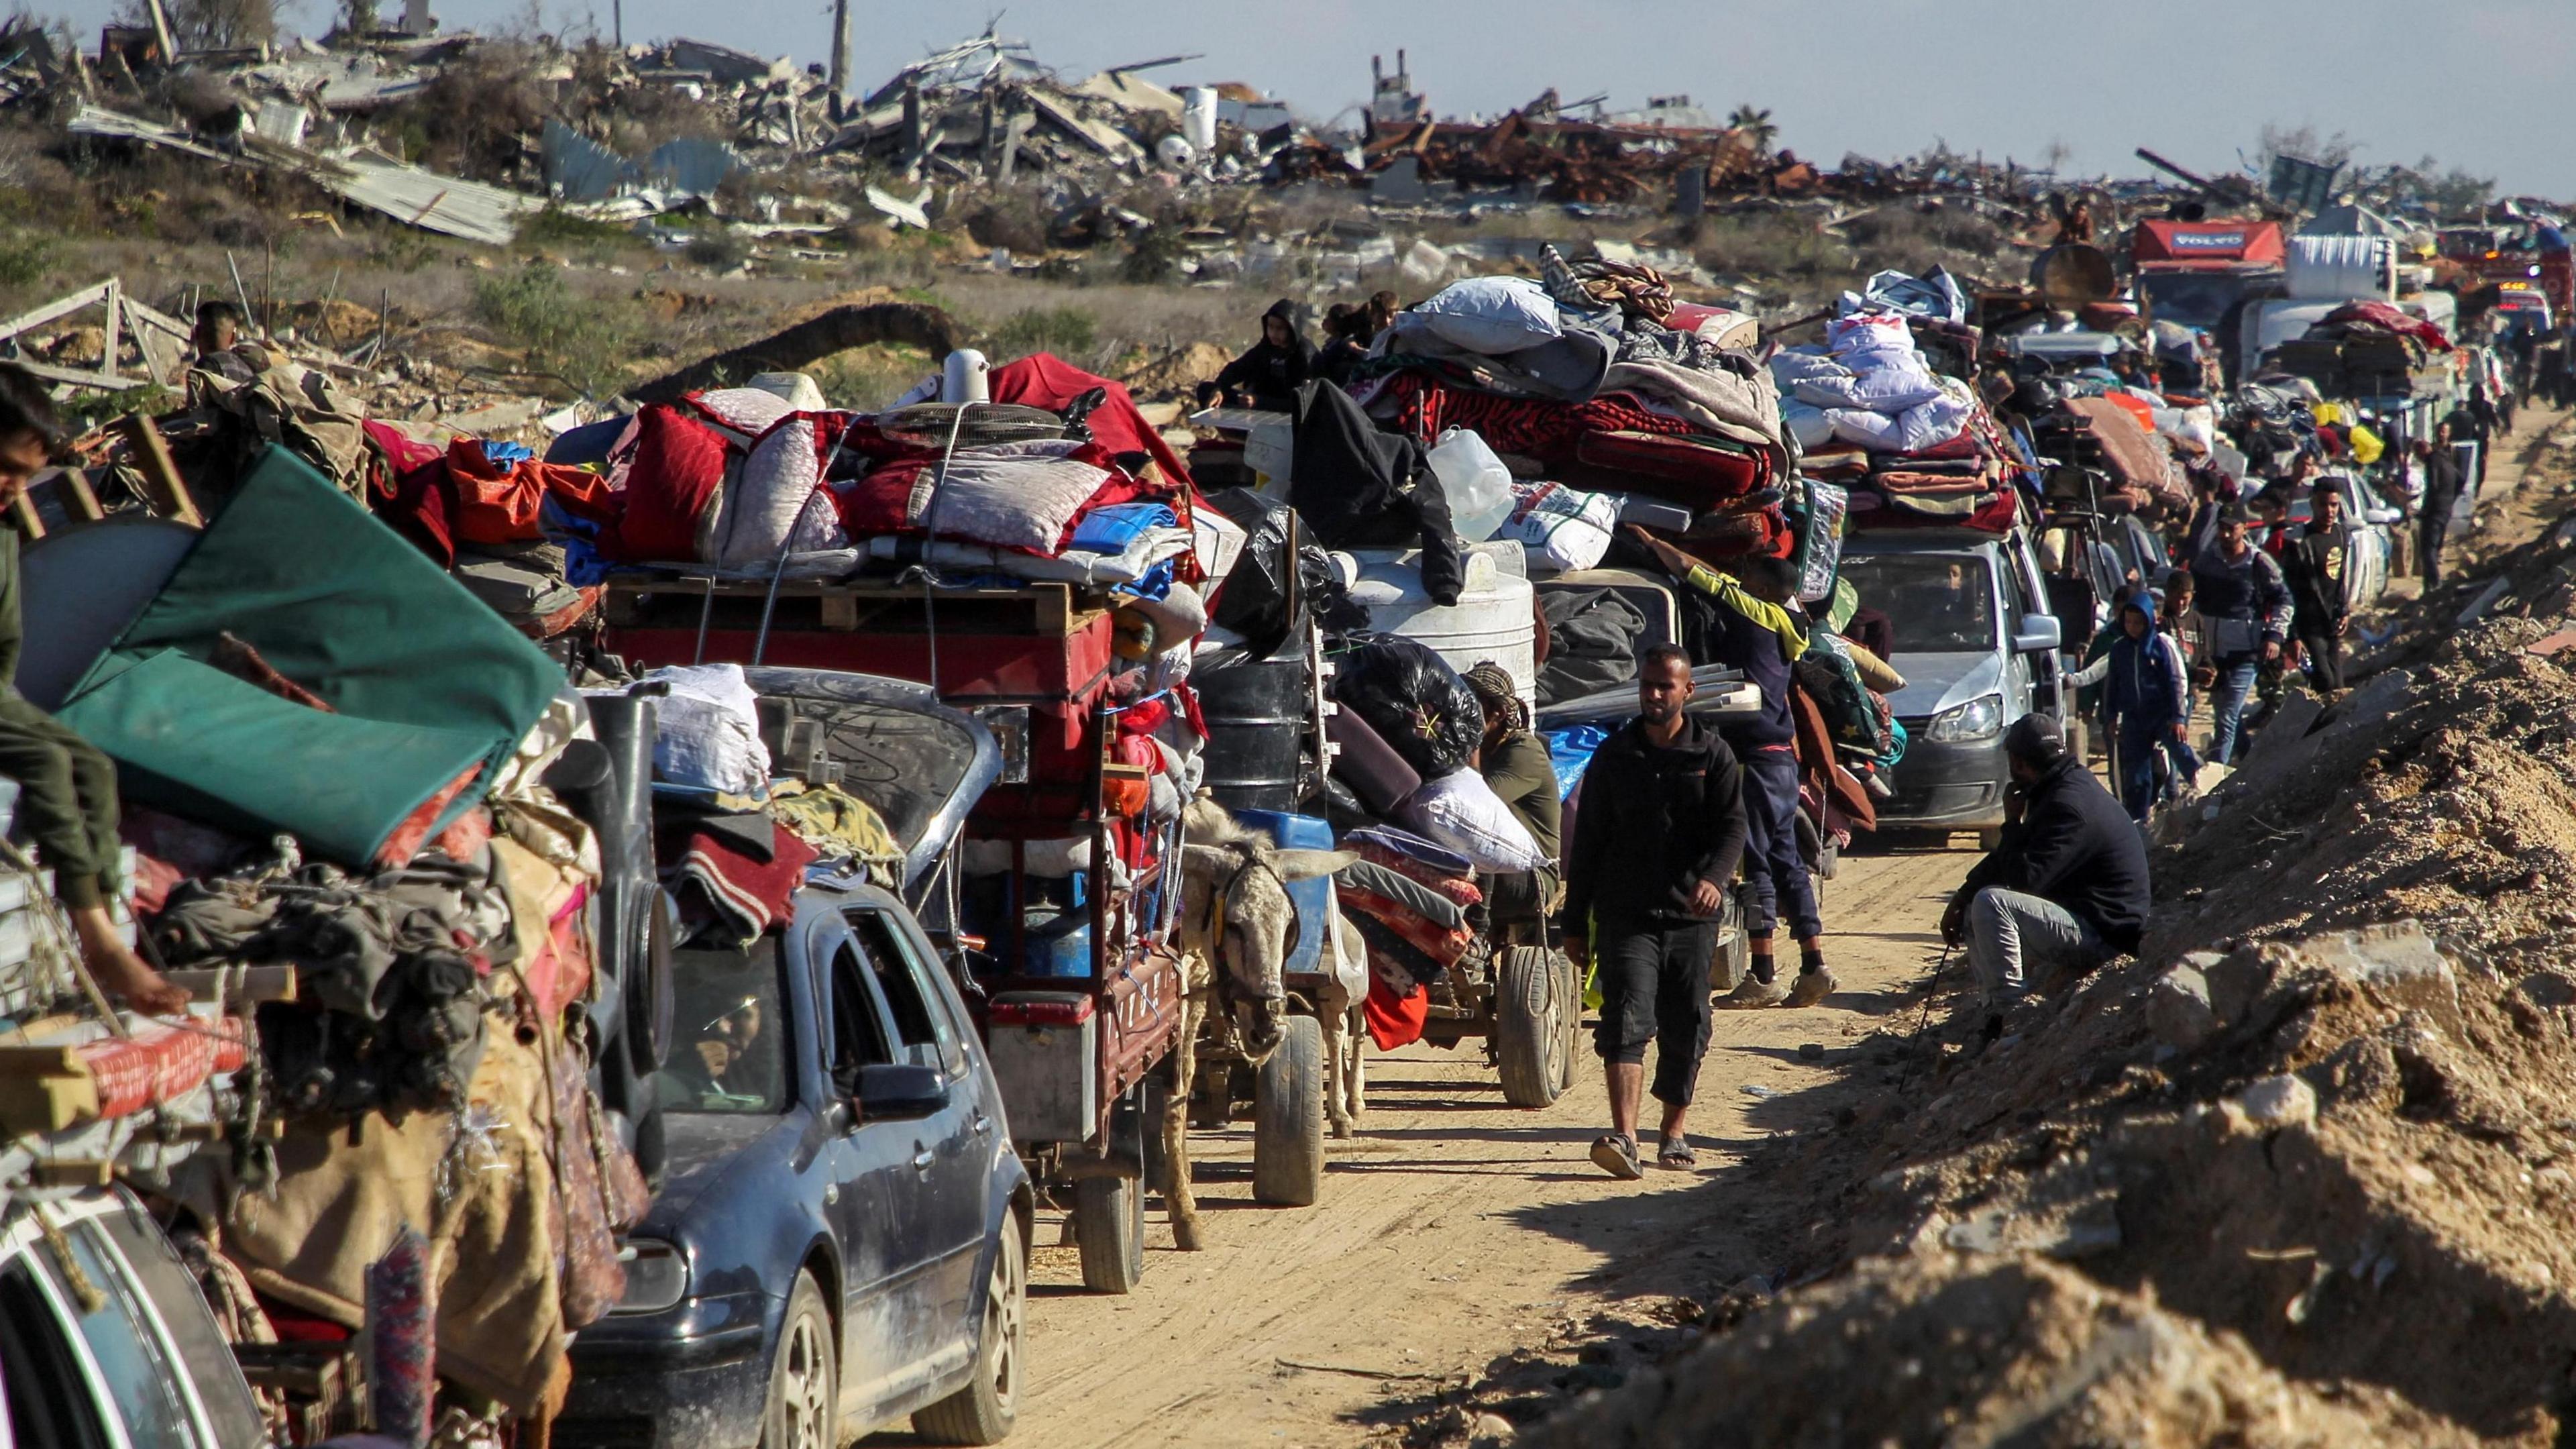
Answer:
(1518, 494, 2576, 1441)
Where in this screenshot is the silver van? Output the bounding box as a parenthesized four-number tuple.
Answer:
(1837, 529, 2064, 840)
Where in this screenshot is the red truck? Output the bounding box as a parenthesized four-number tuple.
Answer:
(2130, 217, 2288, 331)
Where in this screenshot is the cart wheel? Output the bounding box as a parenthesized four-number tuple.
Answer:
(1556, 953, 1584, 1091)
(1710, 885, 1752, 994)
(1252, 1014, 1326, 1207)
(1073, 1175, 1146, 1295)
(1496, 947, 1572, 1108)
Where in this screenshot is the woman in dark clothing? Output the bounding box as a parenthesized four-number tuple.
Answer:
(1315, 303, 1369, 386)
(1197, 299, 1315, 411)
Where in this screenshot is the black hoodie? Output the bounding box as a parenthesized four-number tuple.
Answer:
(1954, 755, 2151, 953)
(1202, 299, 1316, 411)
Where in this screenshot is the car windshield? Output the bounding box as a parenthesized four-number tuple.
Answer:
(1840, 553, 1998, 655)
(2137, 272, 2250, 329)
(657, 938, 791, 1115)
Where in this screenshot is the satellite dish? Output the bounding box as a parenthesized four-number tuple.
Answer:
(2029, 244, 2116, 310)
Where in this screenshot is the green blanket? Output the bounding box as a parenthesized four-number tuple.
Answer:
(58, 447, 561, 865)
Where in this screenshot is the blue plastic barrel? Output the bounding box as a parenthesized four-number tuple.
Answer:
(1230, 808, 1332, 978)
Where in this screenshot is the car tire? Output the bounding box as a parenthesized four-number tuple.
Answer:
(1252, 1014, 1326, 1207)
(1073, 1175, 1145, 1295)
(625, 888, 678, 1077)
(759, 1271, 835, 1449)
(1495, 947, 1571, 1109)
(915, 1218, 1026, 1445)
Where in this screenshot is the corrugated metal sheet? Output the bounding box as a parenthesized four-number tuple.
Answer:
(311, 150, 543, 247)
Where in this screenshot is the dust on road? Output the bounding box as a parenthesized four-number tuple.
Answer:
(954, 841, 1974, 1449)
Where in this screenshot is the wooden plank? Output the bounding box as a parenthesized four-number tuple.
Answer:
(99, 278, 120, 386)
(8, 360, 140, 392)
(32, 1161, 113, 1188)
(9, 491, 44, 540)
(52, 468, 105, 523)
(0, 1072, 99, 1134)
(819, 594, 859, 631)
(0, 281, 114, 343)
(116, 414, 204, 526)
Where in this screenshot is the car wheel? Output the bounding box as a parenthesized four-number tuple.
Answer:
(759, 1272, 835, 1449)
(915, 1218, 1026, 1445)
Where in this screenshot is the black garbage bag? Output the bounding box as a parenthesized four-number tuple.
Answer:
(1331, 632, 1480, 780)
(1206, 494, 1367, 659)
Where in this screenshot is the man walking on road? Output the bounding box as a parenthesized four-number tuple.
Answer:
(2187, 500, 2293, 765)
(1940, 715, 2150, 1008)
(2063, 592, 2191, 822)
(2283, 479, 2353, 693)
(1627, 527, 1835, 1008)
(2416, 427, 2466, 590)
(1562, 645, 1749, 1179)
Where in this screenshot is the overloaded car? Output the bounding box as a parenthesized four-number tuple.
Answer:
(1839, 529, 2065, 841)
(559, 672, 1032, 1449)
(0, 1186, 269, 1448)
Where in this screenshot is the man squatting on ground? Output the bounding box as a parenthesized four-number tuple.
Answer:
(1940, 715, 2152, 1015)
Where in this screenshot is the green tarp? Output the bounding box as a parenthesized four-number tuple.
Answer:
(57, 446, 562, 865)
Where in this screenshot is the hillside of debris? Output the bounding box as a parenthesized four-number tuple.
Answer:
(1512, 470, 2576, 1444)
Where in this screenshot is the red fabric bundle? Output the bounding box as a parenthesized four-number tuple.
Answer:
(1573, 429, 1769, 501)
(443, 437, 618, 545)
(78, 1015, 248, 1118)
(1362, 977, 1428, 1053)
(989, 353, 1199, 494)
(602, 403, 731, 562)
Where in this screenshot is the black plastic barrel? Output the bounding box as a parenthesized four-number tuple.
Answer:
(1195, 652, 1309, 812)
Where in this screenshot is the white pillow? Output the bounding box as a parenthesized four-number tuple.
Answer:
(1413, 276, 1564, 356)
(1397, 769, 1548, 873)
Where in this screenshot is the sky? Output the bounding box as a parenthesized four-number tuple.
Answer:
(46, 0, 2576, 197)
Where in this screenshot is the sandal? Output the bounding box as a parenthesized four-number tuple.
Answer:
(1590, 1134, 1644, 1181)
(1658, 1136, 1697, 1171)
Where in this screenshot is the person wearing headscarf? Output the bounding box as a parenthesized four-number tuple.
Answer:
(1464, 661, 1560, 933)
(1197, 299, 1315, 412)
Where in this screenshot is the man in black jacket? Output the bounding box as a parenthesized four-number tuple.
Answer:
(1939, 715, 2149, 1002)
(1563, 645, 1750, 1179)
(2416, 427, 2466, 589)
(2282, 479, 2351, 692)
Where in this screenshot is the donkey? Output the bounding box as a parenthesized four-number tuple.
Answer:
(1165, 796, 1359, 1250)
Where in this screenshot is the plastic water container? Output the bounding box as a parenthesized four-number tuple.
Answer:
(1231, 808, 1332, 979)
(1348, 539, 1538, 707)
(1021, 913, 1095, 978)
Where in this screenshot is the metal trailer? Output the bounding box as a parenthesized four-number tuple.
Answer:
(602, 574, 1188, 1295)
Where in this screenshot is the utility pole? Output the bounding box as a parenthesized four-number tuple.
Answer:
(142, 0, 177, 64)
(827, 0, 852, 123)
(612, 0, 623, 46)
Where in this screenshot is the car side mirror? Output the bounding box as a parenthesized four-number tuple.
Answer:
(853, 1063, 949, 1124)
(2012, 613, 2062, 653)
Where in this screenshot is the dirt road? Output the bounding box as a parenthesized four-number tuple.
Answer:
(971, 841, 1975, 1448)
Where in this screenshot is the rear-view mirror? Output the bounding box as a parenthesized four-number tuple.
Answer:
(855, 1063, 949, 1123)
(2012, 613, 2063, 653)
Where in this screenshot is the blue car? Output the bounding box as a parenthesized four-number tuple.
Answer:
(559, 673, 1032, 1449)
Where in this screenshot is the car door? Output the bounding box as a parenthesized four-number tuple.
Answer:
(812, 922, 918, 1422)
(847, 904, 990, 1385)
